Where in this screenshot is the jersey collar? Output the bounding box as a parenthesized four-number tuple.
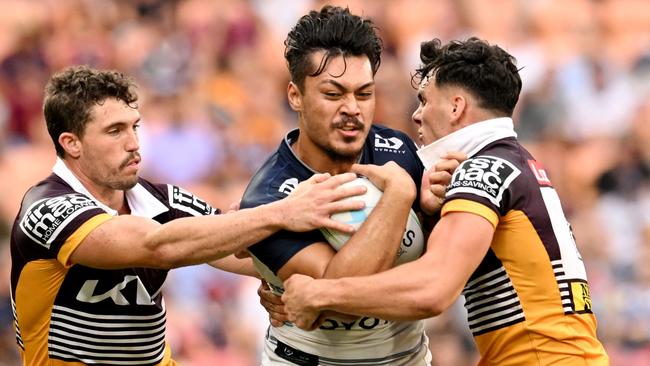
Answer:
(52, 158, 168, 218)
(282, 129, 320, 174)
(282, 128, 365, 174)
(416, 117, 517, 170)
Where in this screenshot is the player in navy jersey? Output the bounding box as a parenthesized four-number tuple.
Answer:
(240, 6, 435, 365)
(9, 65, 367, 366)
(282, 38, 610, 365)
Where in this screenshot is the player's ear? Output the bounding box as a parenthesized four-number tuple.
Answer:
(450, 94, 466, 125)
(59, 132, 82, 158)
(287, 82, 303, 112)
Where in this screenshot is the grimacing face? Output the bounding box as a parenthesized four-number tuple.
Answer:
(293, 52, 375, 163)
(77, 98, 142, 191)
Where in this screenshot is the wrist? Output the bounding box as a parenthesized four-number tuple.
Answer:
(312, 279, 341, 311)
(384, 183, 417, 203)
(262, 200, 286, 230)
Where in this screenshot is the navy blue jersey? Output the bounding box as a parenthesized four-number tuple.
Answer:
(241, 126, 430, 364)
(240, 125, 424, 275)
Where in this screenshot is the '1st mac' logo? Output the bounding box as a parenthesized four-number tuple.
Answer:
(447, 156, 521, 206)
(20, 194, 98, 249)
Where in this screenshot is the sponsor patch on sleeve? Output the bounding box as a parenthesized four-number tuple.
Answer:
(527, 159, 552, 186)
(168, 185, 218, 216)
(20, 194, 100, 249)
(447, 155, 521, 207)
(570, 281, 593, 313)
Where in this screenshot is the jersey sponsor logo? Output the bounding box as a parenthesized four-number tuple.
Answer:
(20, 194, 99, 249)
(278, 177, 299, 195)
(76, 275, 157, 306)
(570, 280, 593, 313)
(527, 159, 552, 186)
(374, 133, 405, 153)
(169, 185, 217, 216)
(319, 316, 390, 331)
(447, 155, 521, 206)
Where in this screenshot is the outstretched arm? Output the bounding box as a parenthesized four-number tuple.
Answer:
(70, 173, 366, 269)
(282, 210, 494, 330)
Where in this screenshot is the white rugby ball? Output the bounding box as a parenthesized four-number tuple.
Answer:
(320, 177, 425, 265)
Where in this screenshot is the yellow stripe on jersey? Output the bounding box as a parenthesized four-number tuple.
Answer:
(442, 199, 499, 228)
(57, 213, 113, 268)
(15, 259, 67, 365)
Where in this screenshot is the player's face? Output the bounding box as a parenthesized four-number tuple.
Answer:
(78, 98, 142, 191)
(412, 77, 455, 146)
(292, 52, 375, 163)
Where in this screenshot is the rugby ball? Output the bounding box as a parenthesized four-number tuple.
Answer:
(320, 177, 425, 265)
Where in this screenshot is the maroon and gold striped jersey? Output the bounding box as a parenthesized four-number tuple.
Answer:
(10, 160, 218, 365)
(442, 137, 609, 366)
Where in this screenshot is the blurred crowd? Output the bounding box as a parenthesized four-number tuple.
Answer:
(0, 0, 649, 365)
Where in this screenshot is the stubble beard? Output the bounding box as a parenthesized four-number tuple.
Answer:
(326, 116, 365, 163)
(322, 141, 361, 164)
(105, 152, 141, 191)
(109, 177, 139, 191)
(102, 171, 139, 191)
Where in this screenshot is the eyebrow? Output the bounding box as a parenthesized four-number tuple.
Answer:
(321, 80, 375, 92)
(106, 117, 141, 129)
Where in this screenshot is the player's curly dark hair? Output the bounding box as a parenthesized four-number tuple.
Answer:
(43, 65, 138, 157)
(413, 37, 522, 116)
(284, 5, 382, 90)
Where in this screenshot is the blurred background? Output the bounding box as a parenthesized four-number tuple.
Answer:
(0, 0, 649, 365)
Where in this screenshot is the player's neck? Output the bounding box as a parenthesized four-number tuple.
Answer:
(81, 181, 128, 214)
(63, 159, 129, 213)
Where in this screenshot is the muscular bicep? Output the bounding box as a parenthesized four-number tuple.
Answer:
(276, 242, 336, 281)
(69, 215, 162, 269)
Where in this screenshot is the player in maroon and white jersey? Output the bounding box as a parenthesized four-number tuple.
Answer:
(10, 65, 366, 366)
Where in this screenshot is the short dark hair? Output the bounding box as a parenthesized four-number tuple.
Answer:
(43, 65, 138, 157)
(413, 37, 522, 116)
(284, 5, 382, 90)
